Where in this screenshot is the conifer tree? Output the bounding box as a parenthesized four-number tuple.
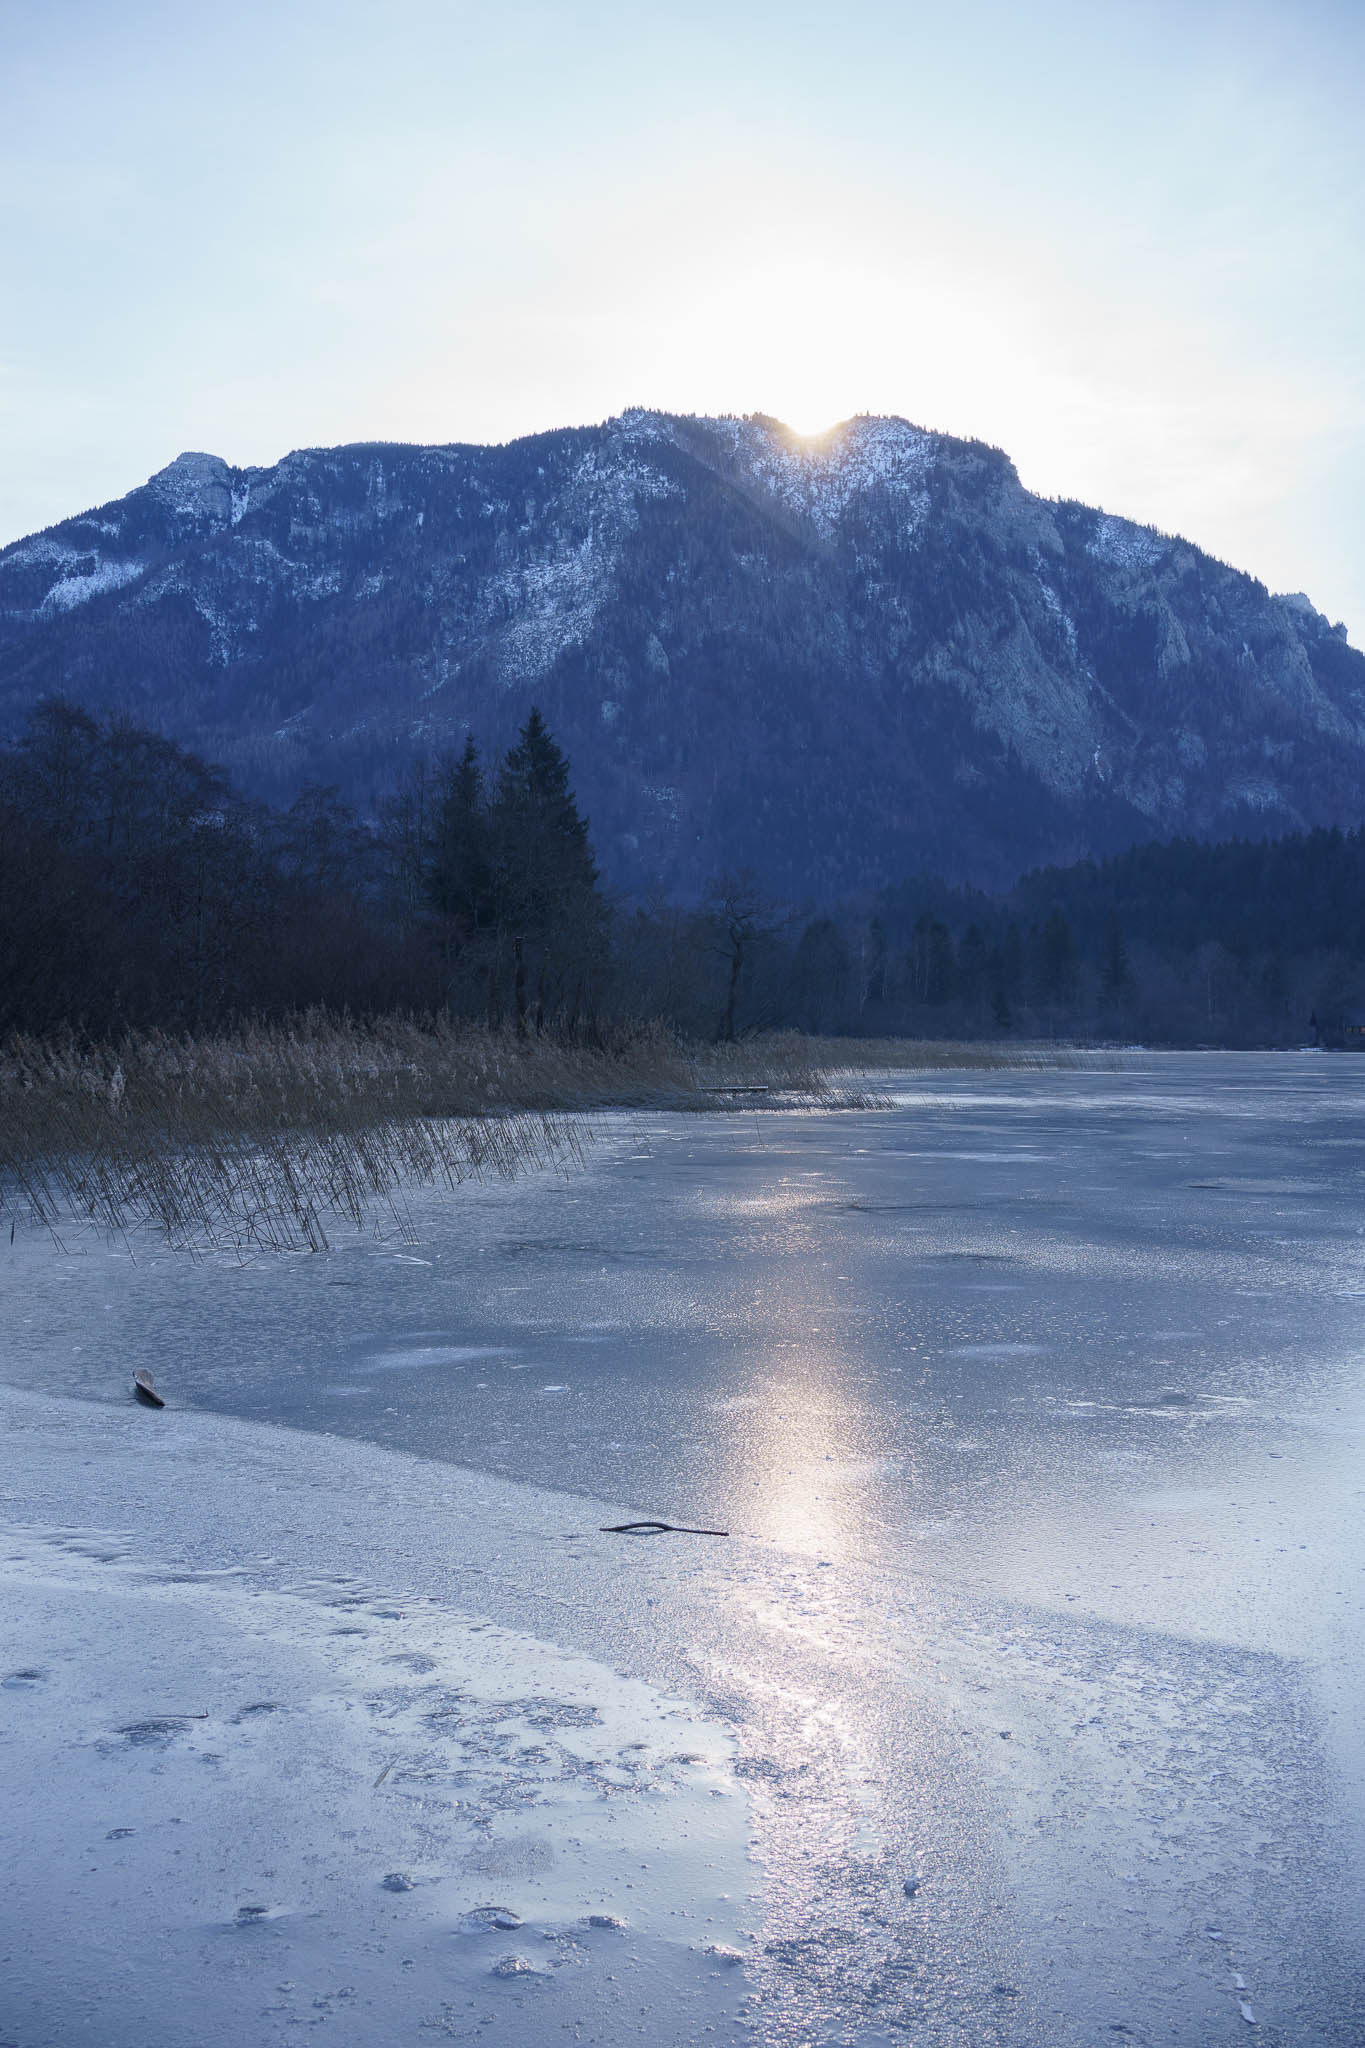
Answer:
(865, 915, 888, 1006)
(1037, 907, 1078, 1006)
(1099, 907, 1132, 1004)
(488, 708, 607, 1034)
(427, 736, 491, 937)
(909, 912, 957, 1004)
(957, 923, 990, 1012)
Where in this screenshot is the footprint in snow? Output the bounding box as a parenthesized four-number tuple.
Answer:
(461, 1906, 524, 1933)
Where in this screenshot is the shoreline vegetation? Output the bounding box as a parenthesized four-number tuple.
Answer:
(10, 704, 1323, 1258)
(0, 1017, 1055, 1254)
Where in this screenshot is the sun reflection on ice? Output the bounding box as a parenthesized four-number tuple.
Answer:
(708, 1175, 911, 1554)
(716, 1309, 894, 1565)
(740, 1377, 852, 1559)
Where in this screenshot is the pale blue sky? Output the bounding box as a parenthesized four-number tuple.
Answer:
(3, 0, 1362, 633)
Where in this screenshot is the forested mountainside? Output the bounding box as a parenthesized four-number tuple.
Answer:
(0, 410, 1361, 896)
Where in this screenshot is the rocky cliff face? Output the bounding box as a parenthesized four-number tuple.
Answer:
(0, 410, 1360, 893)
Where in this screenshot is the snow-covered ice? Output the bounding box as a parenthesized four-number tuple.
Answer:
(0, 1393, 753, 2047)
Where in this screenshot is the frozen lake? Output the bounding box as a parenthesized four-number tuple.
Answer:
(4, 1051, 1365, 2044)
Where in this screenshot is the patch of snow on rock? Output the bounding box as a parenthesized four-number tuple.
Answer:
(644, 782, 681, 819)
(723, 415, 936, 541)
(1225, 777, 1287, 814)
(1274, 591, 1341, 638)
(38, 556, 146, 613)
(3, 535, 76, 566)
(486, 450, 677, 686)
(1034, 563, 1079, 658)
(489, 542, 611, 685)
(1086, 514, 1167, 575)
(149, 451, 234, 524)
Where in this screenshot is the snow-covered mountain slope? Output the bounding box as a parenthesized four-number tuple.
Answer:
(0, 411, 1360, 893)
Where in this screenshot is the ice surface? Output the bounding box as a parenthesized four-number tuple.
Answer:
(4, 1053, 1365, 2043)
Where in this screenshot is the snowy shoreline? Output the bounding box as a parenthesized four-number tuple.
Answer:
(0, 1386, 756, 2047)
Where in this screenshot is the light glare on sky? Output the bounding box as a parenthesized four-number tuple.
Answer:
(2, 0, 1362, 634)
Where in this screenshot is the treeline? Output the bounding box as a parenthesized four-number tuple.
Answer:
(635, 834, 1363, 1046)
(0, 700, 794, 1041)
(0, 700, 611, 1037)
(852, 832, 1365, 1043)
(1, 697, 1360, 1046)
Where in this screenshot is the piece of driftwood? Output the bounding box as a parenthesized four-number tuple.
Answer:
(132, 1370, 165, 1408)
(600, 1520, 729, 1536)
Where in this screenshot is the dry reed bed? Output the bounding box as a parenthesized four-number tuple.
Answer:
(0, 1019, 872, 1252)
(0, 1021, 1082, 1253)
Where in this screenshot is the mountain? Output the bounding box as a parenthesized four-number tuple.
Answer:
(0, 410, 1360, 896)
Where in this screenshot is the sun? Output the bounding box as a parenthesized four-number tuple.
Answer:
(776, 412, 842, 446)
